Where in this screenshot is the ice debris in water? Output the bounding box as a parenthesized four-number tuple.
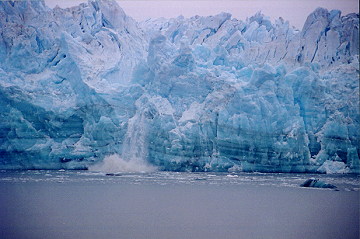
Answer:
(0, 1, 358, 173)
(317, 160, 350, 174)
(300, 178, 337, 189)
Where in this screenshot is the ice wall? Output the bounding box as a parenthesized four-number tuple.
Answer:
(0, 0, 358, 173)
(0, 0, 146, 169)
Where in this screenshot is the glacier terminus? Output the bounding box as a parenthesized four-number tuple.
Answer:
(0, 0, 359, 173)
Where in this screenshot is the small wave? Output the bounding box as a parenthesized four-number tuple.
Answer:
(89, 154, 157, 173)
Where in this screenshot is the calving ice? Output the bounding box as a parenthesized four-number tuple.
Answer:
(0, 0, 358, 173)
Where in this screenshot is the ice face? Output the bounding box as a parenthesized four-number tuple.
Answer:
(0, 1, 359, 173)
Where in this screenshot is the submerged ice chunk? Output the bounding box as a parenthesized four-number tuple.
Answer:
(300, 178, 337, 188)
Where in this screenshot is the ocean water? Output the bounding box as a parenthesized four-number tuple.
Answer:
(0, 170, 359, 239)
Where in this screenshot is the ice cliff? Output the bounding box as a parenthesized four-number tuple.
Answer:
(0, 0, 359, 173)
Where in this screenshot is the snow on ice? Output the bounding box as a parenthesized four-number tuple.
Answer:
(0, 0, 358, 173)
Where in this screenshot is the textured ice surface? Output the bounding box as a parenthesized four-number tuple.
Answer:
(0, 0, 359, 173)
(317, 160, 350, 174)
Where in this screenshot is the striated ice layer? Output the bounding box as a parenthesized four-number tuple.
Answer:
(0, 0, 359, 173)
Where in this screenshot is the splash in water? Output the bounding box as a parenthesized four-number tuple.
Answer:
(89, 154, 156, 173)
(90, 96, 157, 173)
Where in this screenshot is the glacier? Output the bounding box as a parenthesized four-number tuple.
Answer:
(0, 0, 359, 173)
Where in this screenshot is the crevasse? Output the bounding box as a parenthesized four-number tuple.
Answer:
(0, 0, 359, 173)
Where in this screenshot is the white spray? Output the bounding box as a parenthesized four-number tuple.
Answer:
(90, 97, 157, 173)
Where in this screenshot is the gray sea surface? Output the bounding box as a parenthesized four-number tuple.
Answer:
(0, 170, 359, 239)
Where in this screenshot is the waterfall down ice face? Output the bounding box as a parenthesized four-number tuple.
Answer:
(0, 0, 359, 173)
